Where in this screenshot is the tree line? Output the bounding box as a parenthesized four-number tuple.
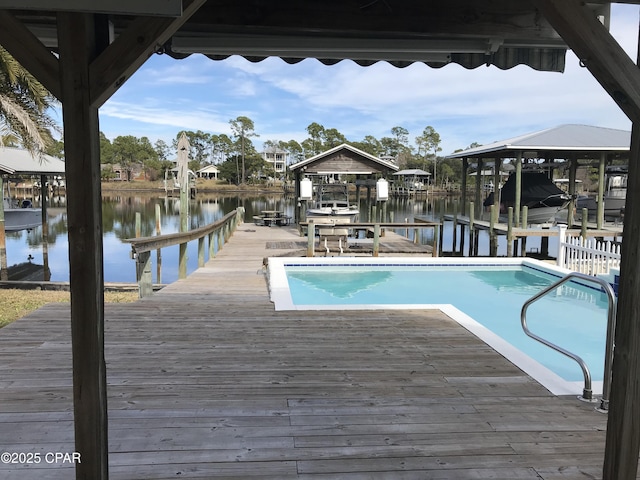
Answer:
(1, 45, 463, 187)
(96, 118, 469, 187)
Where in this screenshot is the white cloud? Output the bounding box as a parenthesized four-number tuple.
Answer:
(97, 3, 639, 156)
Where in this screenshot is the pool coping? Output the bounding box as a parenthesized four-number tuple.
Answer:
(267, 256, 602, 397)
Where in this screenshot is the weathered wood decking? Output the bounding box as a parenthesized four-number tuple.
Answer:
(0, 223, 615, 479)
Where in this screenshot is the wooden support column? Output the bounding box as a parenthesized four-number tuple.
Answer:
(0, 175, 6, 282)
(41, 174, 51, 281)
(57, 12, 108, 480)
(515, 152, 522, 227)
(597, 153, 606, 229)
(474, 159, 483, 218)
(461, 157, 468, 216)
(567, 157, 577, 227)
(604, 122, 640, 480)
(493, 158, 501, 207)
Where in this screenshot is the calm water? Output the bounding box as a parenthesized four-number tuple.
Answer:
(3, 192, 550, 283)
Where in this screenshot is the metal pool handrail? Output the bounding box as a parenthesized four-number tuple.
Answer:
(521, 271, 616, 410)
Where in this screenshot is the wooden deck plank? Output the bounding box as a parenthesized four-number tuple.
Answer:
(0, 222, 617, 479)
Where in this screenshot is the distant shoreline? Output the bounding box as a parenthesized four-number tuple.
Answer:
(100, 179, 288, 195)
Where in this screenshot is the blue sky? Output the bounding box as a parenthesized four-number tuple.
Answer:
(97, 4, 639, 157)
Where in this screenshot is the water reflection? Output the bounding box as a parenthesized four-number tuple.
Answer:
(3, 192, 506, 283)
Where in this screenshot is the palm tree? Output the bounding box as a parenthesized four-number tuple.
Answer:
(0, 46, 58, 155)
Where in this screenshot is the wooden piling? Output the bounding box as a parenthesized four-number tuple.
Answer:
(307, 220, 315, 257)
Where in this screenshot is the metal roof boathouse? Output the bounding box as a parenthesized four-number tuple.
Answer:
(447, 124, 632, 228)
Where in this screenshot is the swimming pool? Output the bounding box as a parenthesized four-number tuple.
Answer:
(268, 257, 613, 396)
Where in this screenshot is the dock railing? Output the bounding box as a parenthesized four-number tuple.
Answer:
(300, 220, 440, 257)
(125, 207, 244, 297)
(557, 225, 621, 275)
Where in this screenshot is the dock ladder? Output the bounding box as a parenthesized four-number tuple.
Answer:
(521, 272, 617, 411)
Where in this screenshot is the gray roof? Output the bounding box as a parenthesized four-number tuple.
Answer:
(0, 147, 66, 175)
(289, 143, 399, 173)
(446, 124, 631, 159)
(394, 169, 431, 177)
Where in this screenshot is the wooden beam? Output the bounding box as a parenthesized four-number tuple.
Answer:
(604, 122, 640, 480)
(0, 10, 61, 100)
(0, 0, 183, 16)
(57, 12, 108, 480)
(531, 0, 640, 123)
(88, 0, 206, 108)
(602, 14, 640, 480)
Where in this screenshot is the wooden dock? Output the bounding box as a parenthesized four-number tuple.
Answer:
(0, 222, 612, 479)
(440, 214, 623, 258)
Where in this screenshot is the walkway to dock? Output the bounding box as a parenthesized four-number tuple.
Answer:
(0, 222, 612, 479)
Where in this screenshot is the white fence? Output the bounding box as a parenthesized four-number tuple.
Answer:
(557, 226, 621, 275)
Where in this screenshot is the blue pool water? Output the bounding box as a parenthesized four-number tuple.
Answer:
(284, 263, 610, 385)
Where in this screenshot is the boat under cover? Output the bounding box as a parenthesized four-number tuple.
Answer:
(3, 198, 42, 231)
(485, 172, 572, 224)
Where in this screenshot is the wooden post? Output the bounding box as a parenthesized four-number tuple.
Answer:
(198, 237, 205, 267)
(208, 232, 215, 258)
(307, 220, 315, 257)
(507, 207, 513, 257)
(474, 159, 483, 219)
(597, 153, 606, 230)
(136, 251, 152, 298)
(567, 157, 577, 227)
(156, 204, 162, 283)
(493, 157, 501, 211)
(58, 12, 108, 479)
(489, 204, 497, 257)
(521, 206, 528, 256)
(373, 223, 380, 257)
(452, 213, 458, 252)
(0, 176, 7, 281)
(469, 202, 475, 256)
(135, 212, 141, 238)
(179, 241, 187, 279)
(515, 152, 522, 227)
(541, 233, 549, 258)
(604, 122, 640, 480)
(461, 157, 468, 216)
(41, 174, 51, 281)
(581, 209, 588, 238)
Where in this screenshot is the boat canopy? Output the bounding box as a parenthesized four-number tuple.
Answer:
(501, 172, 570, 208)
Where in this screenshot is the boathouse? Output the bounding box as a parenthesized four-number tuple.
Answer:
(446, 124, 631, 228)
(288, 143, 399, 220)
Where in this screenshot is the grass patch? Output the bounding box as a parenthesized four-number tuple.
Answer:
(0, 290, 138, 329)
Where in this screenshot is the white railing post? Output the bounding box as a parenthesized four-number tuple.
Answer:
(557, 224, 567, 268)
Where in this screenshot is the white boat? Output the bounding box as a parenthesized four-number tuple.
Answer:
(3, 198, 42, 231)
(576, 165, 627, 217)
(306, 183, 359, 221)
(602, 166, 627, 217)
